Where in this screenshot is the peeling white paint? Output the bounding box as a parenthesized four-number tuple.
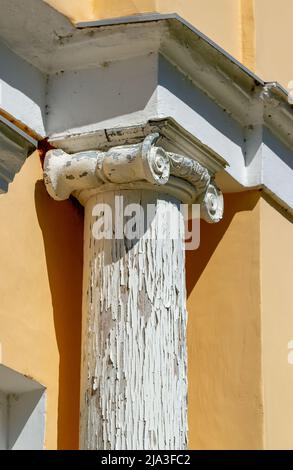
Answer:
(80, 190, 188, 450)
(43, 135, 224, 450)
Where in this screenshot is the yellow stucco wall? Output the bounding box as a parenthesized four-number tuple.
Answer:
(2, 158, 293, 449)
(0, 151, 83, 449)
(254, 0, 293, 88)
(260, 197, 293, 449)
(185, 193, 293, 449)
(240, 0, 255, 71)
(1, 1, 292, 449)
(0, 153, 267, 449)
(186, 191, 263, 449)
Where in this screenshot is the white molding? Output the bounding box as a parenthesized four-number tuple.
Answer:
(0, 116, 37, 193)
(0, 40, 46, 138)
(0, 5, 292, 213)
(0, 5, 292, 150)
(48, 119, 227, 173)
(44, 132, 225, 223)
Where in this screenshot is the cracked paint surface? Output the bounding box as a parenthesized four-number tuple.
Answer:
(80, 189, 188, 450)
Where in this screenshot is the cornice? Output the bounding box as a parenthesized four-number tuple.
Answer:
(1, 4, 292, 214)
(0, 115, 37, 193)
(1, 5, 292, 151)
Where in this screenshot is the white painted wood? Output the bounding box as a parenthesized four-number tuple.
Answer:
(44, 136, 224, 220)
(80, 190, 187, 450)
(43, 136, 223, 449)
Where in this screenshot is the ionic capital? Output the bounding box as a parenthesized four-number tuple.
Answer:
(44, 133, 224, 223)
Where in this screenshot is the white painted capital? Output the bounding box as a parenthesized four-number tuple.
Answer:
(43, 131, 225, 450)
(44, 133, 224, 223)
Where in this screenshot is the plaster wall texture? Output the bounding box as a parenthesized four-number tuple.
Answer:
(254, 0, 293, 88)
(0, 150, 83, 449)
(186, 191, 263, 449)
(260, 197, 293, 449)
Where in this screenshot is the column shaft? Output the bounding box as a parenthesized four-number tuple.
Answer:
(79, 189, 188, 450)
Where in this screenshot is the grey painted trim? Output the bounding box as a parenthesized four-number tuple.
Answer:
(0, 115, 38, 148)
(76, 12, 281, 92)
(76, 12, 177, 28)
(0, 365, 46, 450)
(0, 5, 292, 213)
(0, 364, 45, 394)
(0, 117, 37, 193)
(75, 14, 291, 124)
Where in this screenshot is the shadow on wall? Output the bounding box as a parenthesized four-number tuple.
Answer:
(34, 180, 84, 450)
(186, 191, 261, 296)
(185, 190, 262, 450)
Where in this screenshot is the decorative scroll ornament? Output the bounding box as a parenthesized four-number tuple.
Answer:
(44, 133, 224, 223)
(198, 183, 224, 223)
(44, 133, 169, 201)
(169, 153, 210, 194)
